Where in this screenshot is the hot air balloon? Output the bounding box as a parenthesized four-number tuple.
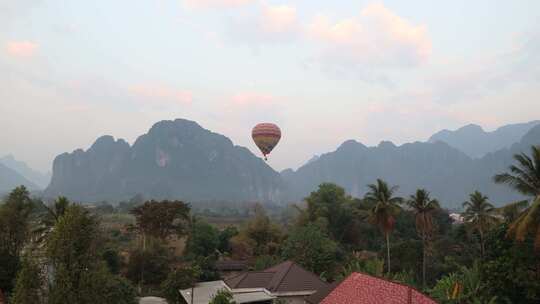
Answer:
(252, 123, 281, 160)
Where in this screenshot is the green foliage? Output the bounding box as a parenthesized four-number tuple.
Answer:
(49, 263, 137, 304)
(230, 205, 283, 258)
(102, 247, 122, 274)
(282, 224, 339, 276)
(481, 224, 540, 303)
(126, 241, 171, 286)
(209, 289, 237, 304)
(161, 265, 201, 304)
(303, 183, 359, 244)
(0, 186, 34, 294)
(462, 191, 498, 257)
(253, 255, 283, 271)
(218, 226, 238, 254)
(130, 200, 191, 240)
(430, 262, 491, 304)
(494, 146, 540, 251)
(193, 255, 220, 281)
(338, 258, 384, 279)
(46, 205, 100, 269)
(10, 256, 43, 304)
(46, 204, 137, 304)
(389, 270, 417, 287)
(185, 220, 220, 258)
(365, 179, 403, 274)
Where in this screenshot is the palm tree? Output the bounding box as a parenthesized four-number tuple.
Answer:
(494, 145, 540, 251)
(462, 191, 498, 257)
(365, 179, 403, 274)
(33, 196, 70, 244)
(407, 189, 439, 289)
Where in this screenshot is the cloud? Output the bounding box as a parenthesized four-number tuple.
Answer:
(223, 4, 299, 46)
(5, 41, 39, 58)
(306, 3, 431, 68)
(260, 5, 297, 34)
(184, 0, 255, 9)
(129, 84, 193, 106)
(229, 91, 275, 107)
(423, 29, 540, 104)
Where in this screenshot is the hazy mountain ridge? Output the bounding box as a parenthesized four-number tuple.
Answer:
(283, 124, 540, 208)
(42, 119, 540, 208)
(428, 120, 540, 158)
(44, 119, 284, 203)
(0, 163, 39, 194)
(0, 154, 51, 188)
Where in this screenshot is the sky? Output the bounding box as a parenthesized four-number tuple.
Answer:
(1, 0, 540, 173)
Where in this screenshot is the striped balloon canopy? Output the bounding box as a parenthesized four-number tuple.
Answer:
(251, 123, 281, 160)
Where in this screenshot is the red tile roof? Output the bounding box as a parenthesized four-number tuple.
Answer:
(225, 261, 328, 293)
(320, 273, 437, 304)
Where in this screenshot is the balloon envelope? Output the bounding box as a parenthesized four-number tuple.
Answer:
(252, 123, 281, 159)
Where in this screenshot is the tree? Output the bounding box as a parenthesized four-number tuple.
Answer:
(462, 191, 498, 257)
(161, 265, 201, 304)
(494, 145, 540, 251)
(303, 183, 357, 244)
(46, 205, 137, 304)
(33, 196, 70, 244)
(282, 224, 339, 276)
(218, 226, 238, 254)
(430, 262, 490, 304)
(209, 289, 236, 304)
(365, 179, 403, 274)
(130, 200, 191, 245)
(230, 205, 282, 258)
(126, 241, 171, 286)
(482, 224, 540, 303)
(10, 256, 43, 304)
(407, 189, 440, 288)
(185, 220, 220, 258)
(0, 186, 34, 294)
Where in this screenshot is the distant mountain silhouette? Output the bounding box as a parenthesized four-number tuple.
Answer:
(0, 163, 39, 194)
(44, 119, 284, 203)
(429, 120, 540, 158)
(0, 155, 51, 188)
(44, 119, 540, 208)
(282, 124, 540, 208)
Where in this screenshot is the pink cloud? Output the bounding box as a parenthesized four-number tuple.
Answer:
(306, 3, 431, 67)
(229, 92, 275, 107)
(129, 84, 193, 105)
(5, 41, 38, 58)
(184, 0, 255, 9)
(260, 5, 297, 34)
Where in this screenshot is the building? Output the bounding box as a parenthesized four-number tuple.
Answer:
(215, 259, 249, 278)
(180, 280, 275, 304)
(181, 261, 329, 304)
(225, 261, 329, 304)
(308, 272, 437, 304)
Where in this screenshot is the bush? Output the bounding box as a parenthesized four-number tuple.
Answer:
(161, 266, 201, 304)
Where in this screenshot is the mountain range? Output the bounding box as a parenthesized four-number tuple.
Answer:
(44, 119, 284, 203)
(428, 120, 539, 158)
(0, 155, 51, 189)
(283, 124, 540, 208)
(2, 118, 538, 208)
(0, 163, 39, 194)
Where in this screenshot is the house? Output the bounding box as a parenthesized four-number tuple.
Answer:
(181, 261, 329, 304)
(180, 280, 275, 304)
(215, 260, 249, 278)
(225, 261, 329, 304)
(308, 272, 437, 304)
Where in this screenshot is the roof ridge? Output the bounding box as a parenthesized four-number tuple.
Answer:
(293, 263, 328, 285)
(272, 261, 294, 291)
